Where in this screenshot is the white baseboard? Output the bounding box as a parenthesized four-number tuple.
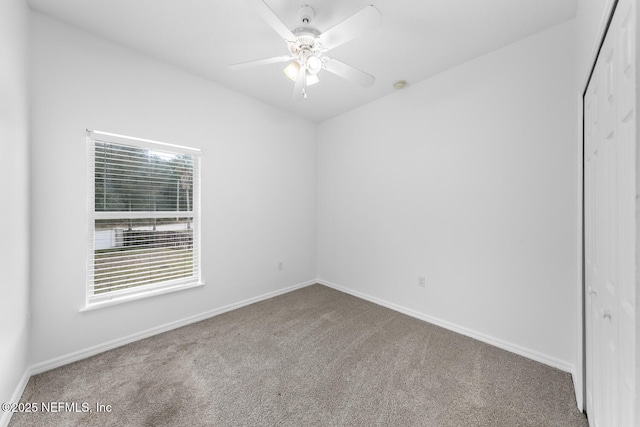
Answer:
(572, 369, 584, 412)
(30, 279, 316, 375)
(1, 368, 31, 427)
(317, 279, 575, 374)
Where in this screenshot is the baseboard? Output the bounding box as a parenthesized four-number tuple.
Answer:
(317, 279, 575, 374)
(1, 368, 31, 427)
(30, 279, 316, 375)
(572, 369, 584, 412)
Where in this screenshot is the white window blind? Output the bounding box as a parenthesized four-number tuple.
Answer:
(86, 130, 201, 306)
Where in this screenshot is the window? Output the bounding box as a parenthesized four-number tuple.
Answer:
(86, 130, 202, 308)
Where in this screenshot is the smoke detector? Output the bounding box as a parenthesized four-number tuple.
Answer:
(393, 80, 407, 90)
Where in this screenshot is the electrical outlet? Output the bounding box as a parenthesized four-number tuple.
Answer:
(278, 262, 284, 271)
(418, 276, 426, 287)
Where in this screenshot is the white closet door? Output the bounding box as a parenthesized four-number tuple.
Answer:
(584, 0, 637, 426)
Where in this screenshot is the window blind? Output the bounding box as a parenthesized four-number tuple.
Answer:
(87, 130, 201, 305)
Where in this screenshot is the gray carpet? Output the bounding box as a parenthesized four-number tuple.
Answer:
(10, 284, 588, 426)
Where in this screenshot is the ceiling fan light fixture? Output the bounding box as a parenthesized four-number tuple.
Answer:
(284, 61, 301, 81)
(285, 59, 320, 86)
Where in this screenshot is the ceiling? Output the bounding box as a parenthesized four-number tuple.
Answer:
(27, 0, 579, 123)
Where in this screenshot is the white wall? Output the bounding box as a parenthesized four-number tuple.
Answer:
(318, 21, 578, 370)
(29, 12, 317, 366)
(0, 0, 31, 420)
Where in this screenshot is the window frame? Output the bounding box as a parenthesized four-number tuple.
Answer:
(84, 130, 203, 310)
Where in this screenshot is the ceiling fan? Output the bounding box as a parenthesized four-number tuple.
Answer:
(229, 0, 382, 101)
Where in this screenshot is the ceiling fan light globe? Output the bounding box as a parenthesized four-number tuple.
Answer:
(284, 61, 301, 81)
(306, 72, 319, 86)
(307, 55, 323, 74)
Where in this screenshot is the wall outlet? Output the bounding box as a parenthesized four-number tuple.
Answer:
(418, 276, 426, 287)
(278, 262, 284, 271)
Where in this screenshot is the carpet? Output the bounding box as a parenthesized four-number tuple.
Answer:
(9, 284, 588, 426)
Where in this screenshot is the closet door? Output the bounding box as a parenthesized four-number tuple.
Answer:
(584, 0, 636, 426)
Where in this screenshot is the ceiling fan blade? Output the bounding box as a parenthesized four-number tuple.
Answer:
(248, 0, 296, 41)
(228, 55, 293, 70)
(317, 5, 382, 51)
(292, 64, 307, 101)
(323, 58, 375, 87)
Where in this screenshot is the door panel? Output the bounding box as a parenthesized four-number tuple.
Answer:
(615, 2, 637, 425)
(584, 0, 636, 425)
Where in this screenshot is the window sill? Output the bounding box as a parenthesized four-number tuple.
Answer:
(80, 281, 205, 312)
